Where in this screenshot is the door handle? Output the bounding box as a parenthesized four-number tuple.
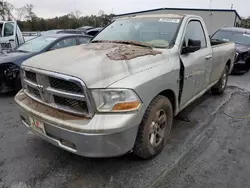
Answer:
(205, 55, 212, 60)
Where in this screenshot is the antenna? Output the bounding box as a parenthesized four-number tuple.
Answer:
(209, 0, 212, 34)
(209, 0, 212, 12)
(231, 4, 234, 9)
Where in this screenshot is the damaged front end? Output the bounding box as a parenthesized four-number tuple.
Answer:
(233, 49, 250, 73)
(0, 63, 21, 93)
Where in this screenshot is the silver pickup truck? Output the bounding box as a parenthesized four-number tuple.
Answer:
(15, 14, 236, 159)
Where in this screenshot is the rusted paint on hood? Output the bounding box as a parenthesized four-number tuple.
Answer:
(83, 42, 119, 51)
(85, 41, 162, 60)
(107, 45, 162, 60)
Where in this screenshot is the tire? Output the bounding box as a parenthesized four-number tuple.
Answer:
(211, 66, 229, 95)
(133, 95, 173, 159)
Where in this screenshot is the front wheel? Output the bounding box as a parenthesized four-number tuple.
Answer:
(133, 95, 173, 159)
(211, 66, 229, 95)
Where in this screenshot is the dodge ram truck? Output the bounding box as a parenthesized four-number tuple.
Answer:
(15, 14, 236, 159)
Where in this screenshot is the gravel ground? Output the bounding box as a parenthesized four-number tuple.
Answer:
(0, 73, 249, 188)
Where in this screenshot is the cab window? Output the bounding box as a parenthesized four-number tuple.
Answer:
(4, 23, 14, 37)
(183, 21, 207, 50)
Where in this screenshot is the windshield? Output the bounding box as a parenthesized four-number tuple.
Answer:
(212, 30, 250, 46)
(92, 17, 182, 48)
(16, 36, 58, 53)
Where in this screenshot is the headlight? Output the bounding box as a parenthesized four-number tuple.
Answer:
(91, 89, 142, 112)
(3, 63, 19, 79)
(235, 52, 239, 61)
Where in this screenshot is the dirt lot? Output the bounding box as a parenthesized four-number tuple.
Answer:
(0, 73, 250, 188)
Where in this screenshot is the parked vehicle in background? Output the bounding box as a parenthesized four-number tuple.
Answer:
(212, 27, 250, 74)
(77, 26, 94, 31)
(22, 31, 41, 42)
(86, 27, 104, 36)
(43, 29, 87, 35)
(0, 34, 92, 93)
(0, 21, 25, 52)
(15, 14, 235, 159)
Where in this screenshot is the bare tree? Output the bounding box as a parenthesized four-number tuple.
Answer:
(24, 4, 37, 21)
(98, 10, 105, 16)
(16, 7, 27, 21)
(68, 10, 82, 19)
(0, 1, 14, 20)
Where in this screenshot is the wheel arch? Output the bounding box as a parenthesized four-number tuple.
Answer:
(158, 89, 178, 116)
(226, 59, 233, 73)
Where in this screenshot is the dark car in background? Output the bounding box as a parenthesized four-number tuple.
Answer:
(86, 27, 104, 36)
(0, 33, 93, 93)
(212, 27, 250, 74)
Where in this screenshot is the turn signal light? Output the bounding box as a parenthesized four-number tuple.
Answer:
(112, 101, 141, 111)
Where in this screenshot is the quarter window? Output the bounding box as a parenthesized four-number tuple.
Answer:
(183, 21, 207, 50)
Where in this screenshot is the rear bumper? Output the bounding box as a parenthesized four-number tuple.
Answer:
(15, 90, 141, 157)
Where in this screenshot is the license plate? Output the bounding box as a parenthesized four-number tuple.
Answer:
(29, 117, 46, 135)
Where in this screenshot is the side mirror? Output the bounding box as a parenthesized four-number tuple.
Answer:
(182, 39, 201, 54)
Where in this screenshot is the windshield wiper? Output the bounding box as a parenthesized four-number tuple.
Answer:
(91, 40, 153, 48)
(14, 49, 29, 53)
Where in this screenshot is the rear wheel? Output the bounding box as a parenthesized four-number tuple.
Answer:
(133, 95, 173, 159)
(211, 66, 229, 95)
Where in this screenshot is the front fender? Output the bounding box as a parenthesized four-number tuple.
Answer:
(109, 60, 180, 124)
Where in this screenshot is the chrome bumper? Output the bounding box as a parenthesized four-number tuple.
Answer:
(15, 90, 142, 157)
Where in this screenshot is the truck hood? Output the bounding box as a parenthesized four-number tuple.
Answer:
(0, 51, 35, 66)
(23, 42, 166, 88)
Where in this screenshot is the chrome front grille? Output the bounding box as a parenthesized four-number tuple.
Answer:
(27, 85, 40, 98)
(25, 71, 37, 83)
(22, 68, 93, 117)
(48, 77, 83, 94)
(54, 96, 88, 113)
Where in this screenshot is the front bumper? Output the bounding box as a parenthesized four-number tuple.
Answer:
(15, 90, 142, 157)
(233, 60, 248, 73)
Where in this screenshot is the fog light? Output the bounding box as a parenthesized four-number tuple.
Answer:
(60, 139, 76, 150)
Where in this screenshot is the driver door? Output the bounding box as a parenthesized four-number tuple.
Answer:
(179, 20, 213, 108)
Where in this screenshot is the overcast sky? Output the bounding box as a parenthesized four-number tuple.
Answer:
(8, 0, 250, 18)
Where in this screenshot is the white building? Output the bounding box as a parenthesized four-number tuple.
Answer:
(113, 8, 241, 35)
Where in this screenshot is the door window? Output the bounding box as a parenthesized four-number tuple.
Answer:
(50, 38, 77, 50)
(183, 21, 207, 50)
(4, 23, 14, 37)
